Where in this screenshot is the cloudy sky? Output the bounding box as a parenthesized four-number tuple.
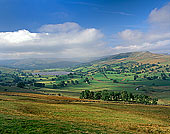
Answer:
(0, 0, 170, 59)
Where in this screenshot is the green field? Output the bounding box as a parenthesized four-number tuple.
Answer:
(0, 92, 170, 134)
(1, 53, 170, 133)
(1, 62, 170, 105)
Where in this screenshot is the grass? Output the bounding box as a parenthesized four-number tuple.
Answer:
(1, 66, 170, 104)
(0, 92, 170, 134)
(1, 63, 170, 104)
(16, 71, 170, 103)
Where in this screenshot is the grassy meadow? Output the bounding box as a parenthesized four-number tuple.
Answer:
(0, 92, 170, 134)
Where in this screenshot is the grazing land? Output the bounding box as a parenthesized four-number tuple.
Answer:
(0, 92, 170, 134)
(0, 52, 170, 133)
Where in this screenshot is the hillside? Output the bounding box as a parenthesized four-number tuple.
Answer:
(95, 51, 170, 65)
(0, 52, 169, 70)
(0, 52, 170, 133)
(0, 92, 169, 134)
(0, 58, 81, 70)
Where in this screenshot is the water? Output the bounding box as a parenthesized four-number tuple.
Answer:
(32, 71, 71, 76)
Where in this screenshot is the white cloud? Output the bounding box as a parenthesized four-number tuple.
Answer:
(149, 2, 170, 32)
(118, 29, 143, 44)
(0, 22, 110, 59)
(39, 22, 81, 33)
(2, 3, 170, 59)
(0, 30, 38, 44)
(115, 2, 170, 53)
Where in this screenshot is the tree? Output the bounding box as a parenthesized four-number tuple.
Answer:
(114, 92, 121, 101)
(121, 91, 128, 101)
(68, 73, 74, 78)
(89, 91, 94, 99)
(84, 90, 90, 99)
(75, 80, 79, 84)
(109, 91, 115, 100)
(58, 81, 65, 87)
(67, 80, 70, 84)
(152, 98, 158, 105)
(80, 91, 85, 99)
(113, 80, 118, 83)
(53, 84, 57, 89)
(34, 83, 45, 87)
(71, 80, 75, 85)
(94, 91, 102, 100)
(79, 90, 158, 105)
(84, 77, 90, 84)
(128, 92, 134, 101)
(51, 78, 56, 81)
(80, 90, 91, 99)
(101, 90, 110, 101)
(17, 82, 25, 88)
(134, 75, 138, 80)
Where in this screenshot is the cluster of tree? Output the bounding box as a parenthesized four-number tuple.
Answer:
(0, 70, 37, 88)
(80, 90, 158, 105)
(134, 75, 138, 80)
(97, 62, 170, 77)
(34, 83, 45, 87)
(84, 77, 90, 84)
(144, 73, 169, 80)
(67, 73, 74, 78)
(161, 73, 168, 80)
(17, 82, 25, 88)
(98, 63, 170, 82)
(53, 79, 79, 88)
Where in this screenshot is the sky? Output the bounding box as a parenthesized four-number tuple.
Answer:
(0, 0, 170, 59)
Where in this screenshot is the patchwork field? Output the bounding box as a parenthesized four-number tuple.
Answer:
(1, 62, 170, 105)
(1, 52, 170, 133)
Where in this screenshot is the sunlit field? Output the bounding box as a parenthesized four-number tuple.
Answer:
(0, 92, 170, 134)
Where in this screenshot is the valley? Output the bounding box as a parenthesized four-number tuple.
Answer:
(0, 52, 170, 133)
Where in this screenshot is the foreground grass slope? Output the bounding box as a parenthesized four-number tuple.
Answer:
(0, 92, 170, 134)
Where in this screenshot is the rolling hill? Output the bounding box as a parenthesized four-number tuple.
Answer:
(92, 51, 170, 65)
(0, 58, 81, 70)
(0, 51, 170, 70)
(0, 52, 170, 133)
(0, 57, 102, 70)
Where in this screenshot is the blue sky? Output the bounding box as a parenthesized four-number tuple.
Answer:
(0, 0, 170, 59)
(0, 0, 168, 33)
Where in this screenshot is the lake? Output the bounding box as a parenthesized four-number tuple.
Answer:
(32, 71, 71, 76)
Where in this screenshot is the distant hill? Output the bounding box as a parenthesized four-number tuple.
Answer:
(93, 51, 170, 65)
(0, 51, 170, 70)
(0, 56, 102, 70)
(0, 58, 81, 70)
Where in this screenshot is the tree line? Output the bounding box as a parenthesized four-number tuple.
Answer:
(80, 90, 158, 105)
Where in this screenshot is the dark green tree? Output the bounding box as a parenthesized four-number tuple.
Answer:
(94, 91, 102, 100)
(121, 91, 128, 101)
(53, 84, 57, 89)
(17, 82, 25, 88)
(75, 80, 79, 84)
(101, 90, 110, 101)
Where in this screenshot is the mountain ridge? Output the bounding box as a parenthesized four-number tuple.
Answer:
(0, 51, 170, 70)
(93, 51, 170, 65)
